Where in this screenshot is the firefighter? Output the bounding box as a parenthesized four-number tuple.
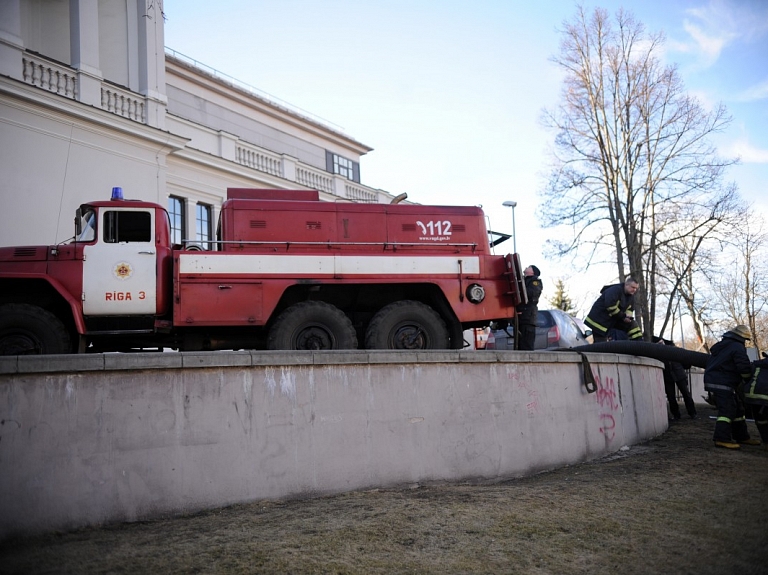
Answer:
(585, 277, 642, 342)
(744, 353, 768, 448)
(654, 336, 697, 420)
(516, 265, 542, 351)
(703, 325, 760, 449)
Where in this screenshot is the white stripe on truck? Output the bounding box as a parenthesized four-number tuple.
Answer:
(179, 254, 480, 275)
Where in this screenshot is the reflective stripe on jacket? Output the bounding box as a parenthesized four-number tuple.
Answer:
(745, 359, 768, 406)
(585, 283, 640, 339)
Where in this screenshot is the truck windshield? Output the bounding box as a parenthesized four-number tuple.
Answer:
(77, 209, 96, 242)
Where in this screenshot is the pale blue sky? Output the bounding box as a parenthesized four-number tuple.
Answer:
(163, 0, 768, 311)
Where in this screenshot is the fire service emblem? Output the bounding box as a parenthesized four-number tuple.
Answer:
(113, 261, 133, 280)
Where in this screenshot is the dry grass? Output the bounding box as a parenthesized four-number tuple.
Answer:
(2, 405, 767, 574)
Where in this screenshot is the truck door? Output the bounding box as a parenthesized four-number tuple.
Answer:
(82, 207, 157, 315)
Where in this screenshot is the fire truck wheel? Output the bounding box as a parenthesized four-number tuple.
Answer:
(267, 301, 358, 350)
(365, 300, 450, 350)
(0, 303, 72, 355)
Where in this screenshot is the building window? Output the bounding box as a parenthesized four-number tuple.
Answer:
(168, 196, 185, 245)
(196, 203, 213, 250)
(325, 151, 360, 183)
(334, 155, 353, 179)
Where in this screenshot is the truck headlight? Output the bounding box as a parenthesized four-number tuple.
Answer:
(466, 284, 485, 304)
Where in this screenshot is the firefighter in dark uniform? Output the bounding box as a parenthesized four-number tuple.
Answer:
(654, 336, 697, 420)
(744, 353, 768, 447)
(585, 277, 643, 342)
(516, 265, 542, 350)
(704, 325, 760, 449)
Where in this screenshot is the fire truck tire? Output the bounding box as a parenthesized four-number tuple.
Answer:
(0, 303, 72, 355)
(267, 301, 358, 350)
(365, 300, 450, 350)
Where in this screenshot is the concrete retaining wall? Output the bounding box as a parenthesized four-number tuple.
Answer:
(0, 350, 668, 539)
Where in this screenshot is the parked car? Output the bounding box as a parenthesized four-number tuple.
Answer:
(484, 309, 593, 350)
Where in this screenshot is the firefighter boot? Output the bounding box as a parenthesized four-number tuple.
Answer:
(738, 439, 762, 446)
(713, 418, 736, 447)
(714, 441, 740, 449)
(731, 416, 754, 444)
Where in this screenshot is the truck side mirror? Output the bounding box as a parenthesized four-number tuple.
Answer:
(75, 208, 82, 236)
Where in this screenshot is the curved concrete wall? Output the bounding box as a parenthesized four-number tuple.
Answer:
(0, 350, 667, 539)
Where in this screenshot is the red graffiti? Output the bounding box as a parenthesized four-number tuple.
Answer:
(506, 369, 539, 414)
(592, 373, 620, 440)
(593, 374, 619, 411)
(600, 413, 616, 440)
(526, 390, 540, 415)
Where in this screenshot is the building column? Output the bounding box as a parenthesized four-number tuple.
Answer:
(137, 0, 167, 129)
(333, 176, 347, 199)
(210, 204, 219, 249)
(70, 0, 103, 107)
(281, 155, 297, 182)
(185, 198, 196, 246)
(0, 0, 24, 81)
(219, 132, 238, 162)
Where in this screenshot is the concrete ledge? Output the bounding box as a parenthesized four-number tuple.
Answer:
(0, 350, 667, 539)
(181, 351, 253, 368)
(16, 353, 106, 373)
(1, 349, 663, 373)
(0, 356, 17, 374)
(104, 352, 182, 370)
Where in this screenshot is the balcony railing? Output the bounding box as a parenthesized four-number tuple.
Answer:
(235, 143, 282, 177)
(101, 83, 145, 123)
(22, 55, 77, 100)
(345, 183, 378, 203)
(233, 140, 387, 203)
(296, 166, 334, 195)
(21, 52, 145, 123)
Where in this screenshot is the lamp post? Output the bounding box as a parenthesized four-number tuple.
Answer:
(502, 200, 517, 253)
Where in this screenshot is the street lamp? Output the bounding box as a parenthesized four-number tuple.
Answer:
(502, 200, 517, 253)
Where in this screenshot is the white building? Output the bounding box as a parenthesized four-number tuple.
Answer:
(0, 0, 396, 248)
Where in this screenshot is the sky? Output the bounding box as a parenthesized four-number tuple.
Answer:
(163, 0, 768, 315)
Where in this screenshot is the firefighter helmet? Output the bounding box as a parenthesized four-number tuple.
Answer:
(726, 324, 752, 341)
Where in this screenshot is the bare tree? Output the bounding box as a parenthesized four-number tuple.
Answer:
(711, 217, 768, 355)
(657, 237, 723, 352)
(540, 6, 739, 339)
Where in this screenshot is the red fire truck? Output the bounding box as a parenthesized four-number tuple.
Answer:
(0, 187, 526, 354)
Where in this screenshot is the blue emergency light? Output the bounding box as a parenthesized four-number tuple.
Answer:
(111, 186, 124, 200)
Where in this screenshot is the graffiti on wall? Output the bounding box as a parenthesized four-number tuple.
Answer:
(593, 371, 620, 440)
(506, 367, 540, 415)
